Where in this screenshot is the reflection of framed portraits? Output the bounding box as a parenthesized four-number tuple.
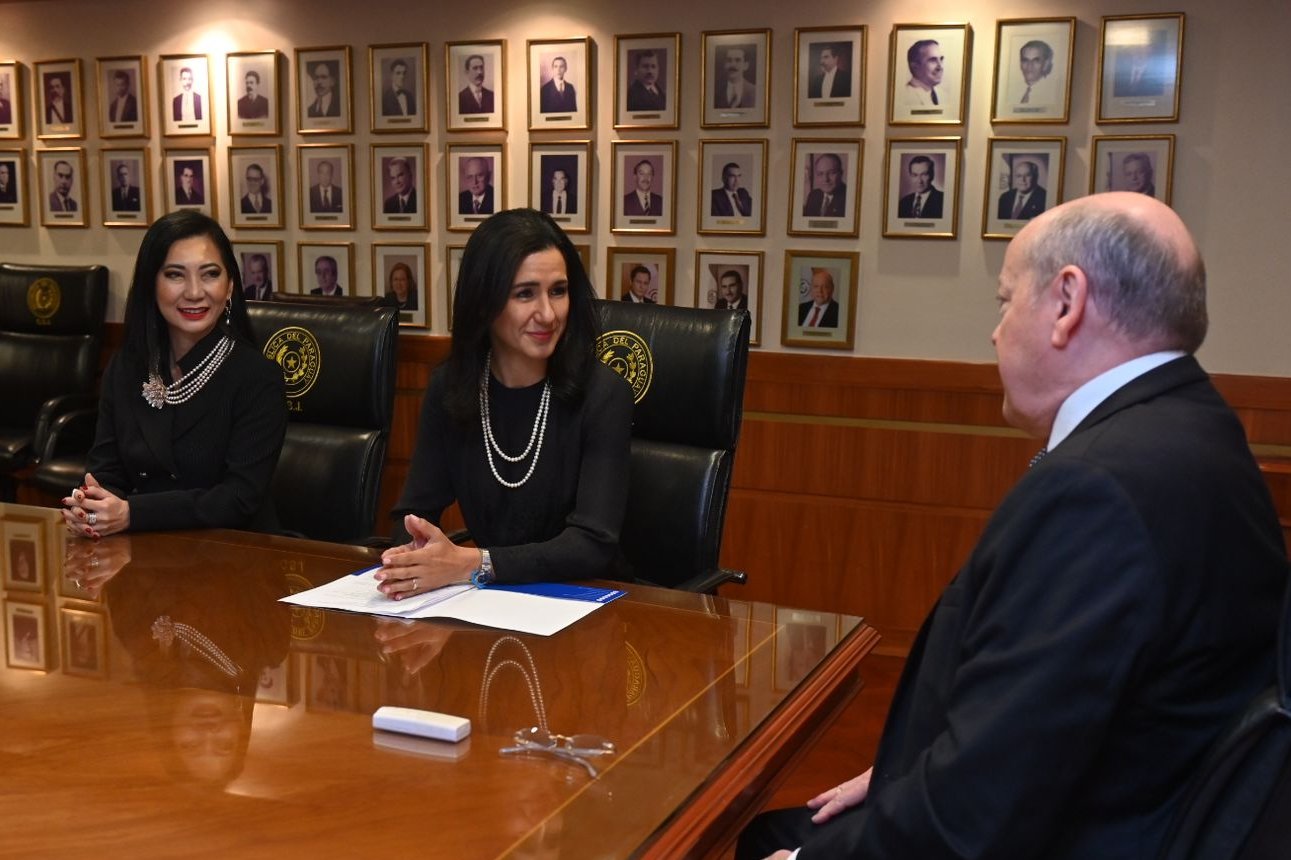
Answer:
(295, 46, 353, 134)
(232, 240, 284, 301)
(445, 41, 505, 132)
(773, 608, 838, 691)
(297, 142, 353, 229)
(61, 607, 107, 679)
(698, 138, 766, 236)
(37, 147, 88, 228)
(888, 24, 972, 125)
(299, 242, 355, 298)
(226, 51, 281, 137)
(374, 242, 429, 329)
(100, 146, 151, 228)
(371, 142, 428, 231)
(782, 250, 858, 351)
(695, 249, 763, 346)
(701, 30, 771, 128)
(96, 56, 148, 138)
(1097, 14, 1185, 124)
(370, 42, 428, 134)
(256, 654, 298, 707)
(982, 137, 1065, 240)
(1090, 135, 1174, 205)
(610, 139, 677, 235)
(615, 33, 680, 129)
(787, 138, 862, 238)
(794, 27, 866, 127)
(445, 142, 504, 232)
(5, 601, 49, 671)
(991, 18, 1075, 124)
(882, 137, 962, 239)
(0, 147, 30, 227)
(35, 58, 84, 139)
(2, 516, 45, 591)
(528, 38, 592, 131)
(306, 654, 358, 712)
(162, 147, 215, 218)
(446, 243, 465, 323)
(607, 246, 675, 305)
(228, 144, 283, 230)
(529, 140, 591, 233)
(158, 54, 212, 137)
(0, 61, 23, 140)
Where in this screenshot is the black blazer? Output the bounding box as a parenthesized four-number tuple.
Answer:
(997, 186, 1047, 220)
(539, 80, 577, 113)
(897, 187, 944, 219)
(626, 80, 666, 111)
(797, 299, 839, 327)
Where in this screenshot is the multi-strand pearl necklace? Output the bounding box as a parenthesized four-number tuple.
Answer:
(141, 334, 234, 409)
(479, 351, 550, 489)
(150, 615, 243, 680)
(479, 635, 548, 732)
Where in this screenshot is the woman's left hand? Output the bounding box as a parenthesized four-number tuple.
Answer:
(375, 514, 482, 599)
(61, 472, 130, 539)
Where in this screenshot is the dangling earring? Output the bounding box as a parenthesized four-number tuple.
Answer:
(224, 298, 232, 328)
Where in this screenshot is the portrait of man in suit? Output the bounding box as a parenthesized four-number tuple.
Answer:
(540, 158, 577, 216)
(458, 54, 494, 114)
(626, 49, 666, 111)
(808, 43, 851, 99)
(310, 255, 344, 296)
(110, 162, 141, 212)
(48, 159, 77, 211)
(621, 264, 657, 303)
(897, 155, 944, 219)
(381, 59, 415, 117)
(240, 163, 272, 214)
(997, 159, 1047, 221)
(241, 253, 273, 301)
(714, 45, 756, 109)
(106, 70, 138, 123)
(797, 268, 839, 328)
(237, 70, 270, 119)
(0, 71, 12, 125)
(1014, 39, 1056, 106)
(382, 157, 417, 214)
(1113, 39, 1167, 98)
(172, 66, 203, 122)
(44, 73, 73, 124)
(457, 156, 494, 215)
(801, 153, 846, 218)
(539, 56, 577, 113)
(714, 269, 747, 310)
(903, 39, 944, 106)
(711, 161, 753, 217)
(174, 162, 204, 206)
(622, 159, 664, 217)
(1120, 152, 1157, 197)
(308, 161, 343, 213)
(307, 61, 340, 117)
(0, 162, 17, 204)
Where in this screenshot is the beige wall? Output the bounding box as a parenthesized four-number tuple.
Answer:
(1, 0, 1287, 374)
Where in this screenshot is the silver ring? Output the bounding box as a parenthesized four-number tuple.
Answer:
(89, 557, 101, 567)
(86, 512, 98, 526)
(411, 578, 418, 591)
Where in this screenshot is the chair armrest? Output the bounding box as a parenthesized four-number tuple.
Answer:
(36, 406, 98, 463)
(674, 567, 747, 594)
(34, 393, 98, 456)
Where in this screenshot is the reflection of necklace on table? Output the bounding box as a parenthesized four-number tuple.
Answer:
(142, 334, 234, 409)
(479, 350, 550, 489)
(151, 614, 243, 680)
(479, 635, 547, 732)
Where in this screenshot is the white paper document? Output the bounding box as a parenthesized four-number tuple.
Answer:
(280, 566, 605, 636)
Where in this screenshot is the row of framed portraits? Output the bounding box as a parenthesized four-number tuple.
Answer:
(0, 14, 1185, 143)
(0, 133, 1176, 239)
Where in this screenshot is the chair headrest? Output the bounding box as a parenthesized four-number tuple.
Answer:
(246, 302, 398, 430)
(595, 300, 750, 450)
(0, 263, 109, 334)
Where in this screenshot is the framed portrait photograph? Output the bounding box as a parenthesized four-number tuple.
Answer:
(1097, 14, 1185, 123)
(226, 51, 281, 136)
(773, 608, 838, 691)
(781, 249, 858, 350)
(96, 56, 148, 138)
(295, 46, 353, 134)
(158, 54, 212, 137)
(991, 18, 1075, 124)
(299, 241, 355, 298)
(5, 601, 49, 671)
(372, 142, 428, 231)
(232, 239, 284, 301)
(615, 33, 680, 129)
(61, 607, 107, 679)
(35, 58, 84, 139)
(0, 147, 29, 227)
(306, 653, 358, 712)
(610, 139, 677, 235)
(446, 142, 504, 232)
(162, 147, 215, 218)
(445, 41, 505, 132)
(982, 137, 1066, 240)
(37, 147, 87, 228)
(529, 140, 591, 233)
(794, 26, 866, 127)
(256, 654, 299, 707)
(228, 144, 282, 230)
(698, 138, 767, 236)
(608, 246, 675, 305)
(888, 24, 972, 125)
(695, 249, 763, 346)
(1090, 135, 1174, 205)
(446, 243, 465, 323)
(2, 516, 46, 592)
(370, 42, 428, 134)
(882, 137, 962, 239)
(528, 38, 592, 131)
(100, 146, 151, 227)
(297, 142, 353, 229)
(787, 138, 862, 238)
(0, 61, 22, 140)
(374, 242, 429, 328)
(701, 29, 771, 128)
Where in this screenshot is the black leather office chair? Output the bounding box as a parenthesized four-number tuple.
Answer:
(594, 300, 750, 593)
(247, 301, 398, 543)
(0, 263, 108, 500)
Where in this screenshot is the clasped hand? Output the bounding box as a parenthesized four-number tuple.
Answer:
(61, 473, 130, 539)
(375, 514, 482, 600)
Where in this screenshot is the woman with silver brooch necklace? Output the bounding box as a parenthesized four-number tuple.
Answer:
(378, 208, 632, 597)
(61, 211, 287, 538)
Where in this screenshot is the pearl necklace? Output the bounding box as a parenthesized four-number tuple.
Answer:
(479, 351, 550, 489)
(479, 636, 548, 731)
(141, 334, 234, 409)
(150, 615, 243, 679)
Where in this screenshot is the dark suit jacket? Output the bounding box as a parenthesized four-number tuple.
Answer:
(171, 92, 203, 121)
(0, 98, 11, 124)
(797, 299, 838, 327)
(540, 187, 577, 215)
(46, 100, 73, 124)
(458, 86, 494, 114)
(714, 297, 745, 310)
(49, 193, 77, 212)
(107, 94, 138, 123)
(620, 293, 655, 303)
(237, 94, 269, 119)
(997, 186, 1047, 220)
(802, 184, 847, 218)
(711, 187, 753, 217)
(243, 282, 274, 301)
(381, 88, 414, 116)
(626, 80, 665, 111)
(539, 79, 577, 113)
(458, 186, 494, 215)
(112, 186, 141, 211)
(623, 192, 664, 217)
(808, 72, 850, 98)
(897, 187, 944, 219)
(790, 357, 1288, 860)
(383, 189, 417, 214)
(241, 193, 272, 214)
(0, 182, 15, 204)
(175, 188, 203, 206)
(307, 95, 340, 117)
(309, 184, 342, 213)
(310, 285, 345, 296)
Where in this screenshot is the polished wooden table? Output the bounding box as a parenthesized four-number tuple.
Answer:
(0, 504, 877, 858)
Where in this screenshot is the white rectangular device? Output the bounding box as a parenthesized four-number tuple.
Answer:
(372, 706, 472, 743)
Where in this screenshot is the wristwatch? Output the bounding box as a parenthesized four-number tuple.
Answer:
(473, 548, 495, 585)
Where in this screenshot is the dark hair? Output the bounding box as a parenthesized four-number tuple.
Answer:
(119, 211, 253, 379)
(445, 208, 598, 422)
(908, 155, 936, 180)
